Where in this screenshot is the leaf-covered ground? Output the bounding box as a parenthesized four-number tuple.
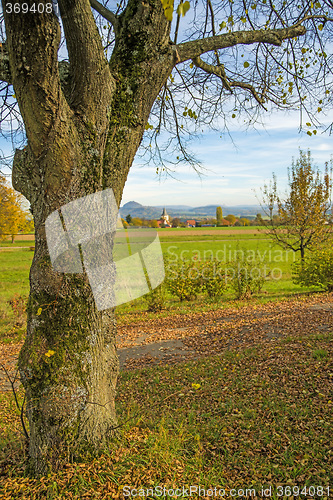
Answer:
(0, 293, 332, 499)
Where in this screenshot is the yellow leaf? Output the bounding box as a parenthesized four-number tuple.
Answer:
(244, 61, 249, 68)
(176, 0, 190, 17)
(160, 0, 174, 21)
(191, 383, 201, 389)
(318, 24, 323, 31)
(45, 350, 55, 358)
(37, 307, 42, 316)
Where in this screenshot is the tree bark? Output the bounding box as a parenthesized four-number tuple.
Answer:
(3, 0, 173, 474)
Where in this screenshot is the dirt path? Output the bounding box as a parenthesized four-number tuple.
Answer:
(1, 293, 333, 391)
(159, 228, 263, 236)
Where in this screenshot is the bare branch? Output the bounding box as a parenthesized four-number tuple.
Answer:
(192, 56, 232, 92)
(0, 363, 29, 441)
(90, 0, 119, 34)
(228, 79, 267, 109)
(192, 56, 267, 108)
(176, 24, 307, 63)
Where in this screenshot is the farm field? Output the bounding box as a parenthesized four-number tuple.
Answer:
(0, 229, 318, 337)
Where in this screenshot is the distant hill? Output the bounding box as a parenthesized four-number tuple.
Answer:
(122, 201, 143, 210)
(119, 202, 263, 220)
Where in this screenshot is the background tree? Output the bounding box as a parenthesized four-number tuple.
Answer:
(0, 175, 30, 242)
(0, 0, 332, 474)
(254, 213, 264, 225)
(225, 214, 237, 225)
(261, 149, 332, 260)
(171, 217, 181, 227)
(204, 217, 217, 225)
(216, 206, 223, 226)
(125, 214, 132, 225)
(23, 215, 34, 234)
(272, 214, 281, 226)
(131, 217, 143, 226)
(240, 217, 250, 226)
(121, 217, 128, 228)
(150, 219, 159, 228)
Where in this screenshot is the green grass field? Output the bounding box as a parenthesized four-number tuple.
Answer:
(0, 230, 319, 335)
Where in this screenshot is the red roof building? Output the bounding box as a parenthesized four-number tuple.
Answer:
(186, 220, 196, 227)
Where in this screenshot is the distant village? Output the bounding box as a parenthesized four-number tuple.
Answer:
(122, 207, 266, 228)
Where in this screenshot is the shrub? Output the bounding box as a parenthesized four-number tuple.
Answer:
(165, 258, 227, 301)
(201, 258, 227, 298)
(145, 284, 167, 312)
(293, 245, 333, 292)
(166, 259, 204, 301)
(227, 249, 268, 299)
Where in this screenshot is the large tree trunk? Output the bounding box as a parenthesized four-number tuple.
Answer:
(5, 0, 173, 474)
(14, 136, 125, 473)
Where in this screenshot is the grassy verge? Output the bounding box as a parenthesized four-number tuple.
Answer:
(0, 241, 34, 247)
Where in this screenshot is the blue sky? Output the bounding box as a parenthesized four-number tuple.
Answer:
(1, 2, 332, 209)
(1, 109, 332, 208)
(122, 109, 333, 208)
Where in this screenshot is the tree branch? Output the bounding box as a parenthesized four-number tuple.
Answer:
(2, 0, 64, 157)
(90, 0, 119, 34)
(176, 24, 307, 63)
(0, 43, 12, 84)
(192, 56, 232, 92)
(192, 56, 267, 108)
(58, 0, 115, 124)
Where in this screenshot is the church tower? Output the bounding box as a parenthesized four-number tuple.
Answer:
(160, 207, 170, 225)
